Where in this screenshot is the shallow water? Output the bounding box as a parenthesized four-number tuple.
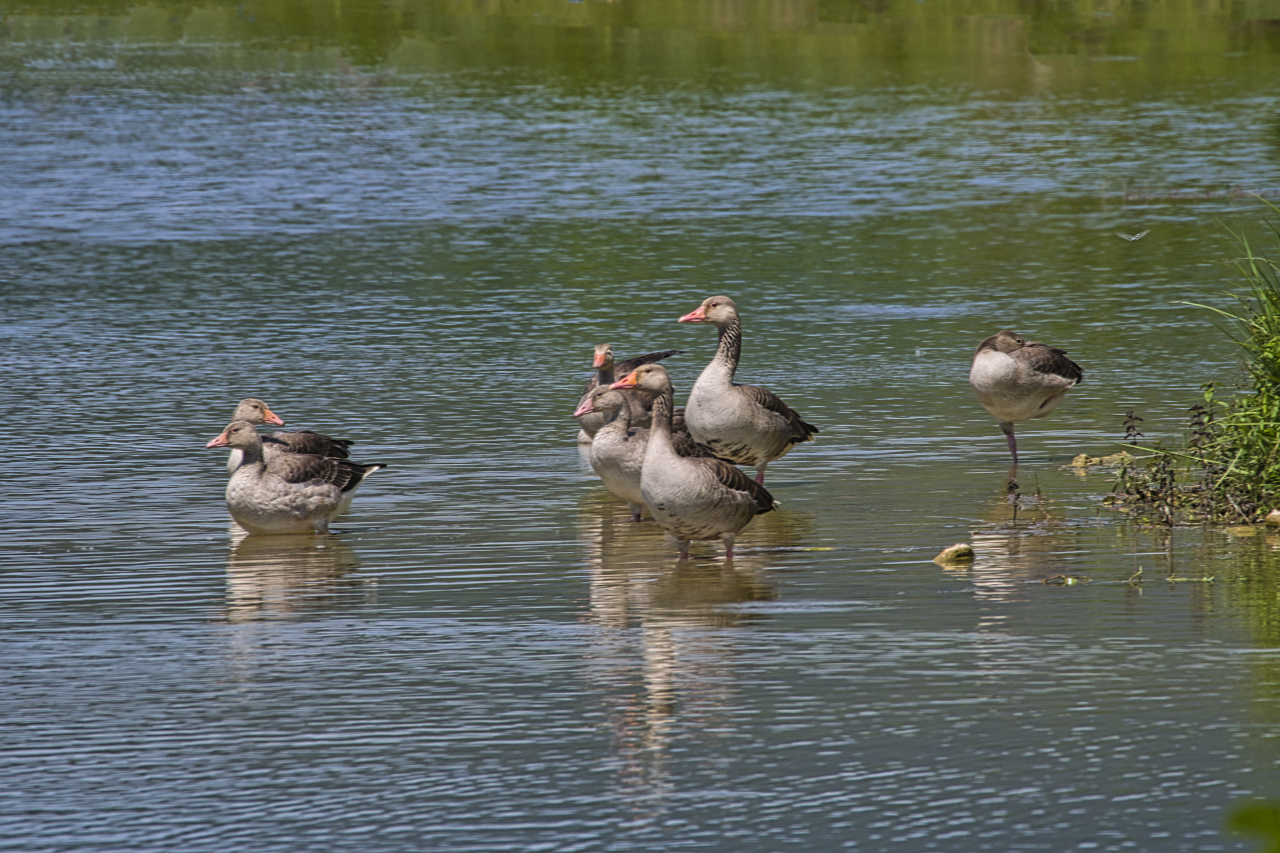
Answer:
(6, 3, 1280, 851)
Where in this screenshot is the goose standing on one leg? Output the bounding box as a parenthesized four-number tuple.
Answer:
(207, 421, 386, 535)
(611, 364, 776, 561)
(576, 344, 683, 442)
(677, 295, 817, 484)
(574, 384, 720, 522)
(968, 330, 1083, 470)
(226, 398, 354, 473)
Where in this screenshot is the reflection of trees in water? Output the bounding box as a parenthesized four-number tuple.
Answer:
(575, 494, 808, 817)
(223, 532, 373, 622)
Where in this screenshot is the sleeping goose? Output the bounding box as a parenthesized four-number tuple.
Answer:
(969, 330, 1083, 467)
(574, 384, 719, 522)
(226, 398, 354, 473)
(207, 420, 386, 535)
(575, 344, 682, 442)
(611, 364, 776, 560)
(678, 295, 818, 484)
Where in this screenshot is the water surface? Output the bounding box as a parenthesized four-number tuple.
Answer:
(5, 3, 1280, 851)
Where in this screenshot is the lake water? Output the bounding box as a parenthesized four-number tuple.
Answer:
(6, 2, 1280, 850)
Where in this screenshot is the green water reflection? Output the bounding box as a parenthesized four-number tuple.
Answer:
(7, 0, 1280, 89)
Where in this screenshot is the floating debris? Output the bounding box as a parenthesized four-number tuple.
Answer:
(933, 543, 975, 564)
(1066, 451, 1133, 469)
(1044, 574, 1087, 585)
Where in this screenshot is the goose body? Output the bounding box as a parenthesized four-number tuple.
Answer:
(575, 385, 719, 522)
(612, 364, 776, 560)
(575, 345, 682, 443)
(678, 295, 817, 483)
(225, 398, 354, 473)
(969, 330, 1083, 466)
(208, 421, 385, 535)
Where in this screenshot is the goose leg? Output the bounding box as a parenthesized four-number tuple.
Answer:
(677, 540, 691, 560)
(722, 533, 736, 561)
(1000, 421, 1018, 466)
(755, 463, 768, 485)
(627, 501, 643, 523)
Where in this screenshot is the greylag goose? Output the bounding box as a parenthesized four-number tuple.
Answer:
(206, 421, 386, 535)
(611, 364, 776, 560)
(576, 344, 682, 442)
(226, 398, 354, 473)
(678, 295, 818, 483)
(574, 384, 719, 522)
(969, 330, 1083, 467)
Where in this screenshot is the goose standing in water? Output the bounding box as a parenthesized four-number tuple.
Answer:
(678, 295, 817, 484)
(969, 330, 1083, 469)
(576, 344, 683, 443)
(225, 398, 354, 473)
(574, 384, 718, 522)
(207, 421, 386, 535)
(612, 364, 776, 560)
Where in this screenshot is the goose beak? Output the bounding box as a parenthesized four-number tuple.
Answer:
(261, 406, 285, 427)
(678, 306, 707, 323)
(206, 431, 230, 449)
(573, 398, 595, 418)
(611, 371, 640, 389)
(592, 353, 610, 369)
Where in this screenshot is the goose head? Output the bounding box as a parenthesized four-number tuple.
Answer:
(611, 363, 672, 396)
(592, 344, 614, 371)
(678, 295, 738, 326)
(206, 420, 264, 450)
(232, 398, 286, 427)
(574, 385, 628, 419)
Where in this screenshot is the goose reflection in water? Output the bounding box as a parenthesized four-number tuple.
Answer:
(222, 532, 373, 622)
(575, 494, 806, 815)
(941, 492, 1088, 603)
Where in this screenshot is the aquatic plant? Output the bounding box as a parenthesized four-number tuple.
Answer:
(1112, 208, 1280, 524)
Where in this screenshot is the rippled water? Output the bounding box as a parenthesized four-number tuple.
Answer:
(6, 6, 1280, 851)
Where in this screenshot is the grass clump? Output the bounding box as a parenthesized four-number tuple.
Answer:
(1112, 210, 1280, 524)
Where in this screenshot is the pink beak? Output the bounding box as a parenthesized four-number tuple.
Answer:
(678, 306, 707, 323)
(206, 432, 230, 449)
(573, 398, 595, 418)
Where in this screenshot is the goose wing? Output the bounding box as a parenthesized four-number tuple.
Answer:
(705, 457, 778, 514)
(1022, 343, 1084, 385)
(737, 384, 820, 442)
(266, 430, 354, 458)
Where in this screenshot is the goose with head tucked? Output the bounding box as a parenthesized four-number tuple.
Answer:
(678, 295, 817, 484)
(969, 329, 1083, 469)
(206, 420, 386, 535)
(574, 384, 719, 522)
(575, 344, 683, 443)
(612, 364, 776, 560)
(225, 398, 354, 473)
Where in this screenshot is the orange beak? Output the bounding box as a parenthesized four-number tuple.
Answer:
(678, 306, 707, 323)
(261, 406, 285, 427)
(611, 371, 640, 390)
(592, 352, 610, 369)
(205, 431, 230, 449)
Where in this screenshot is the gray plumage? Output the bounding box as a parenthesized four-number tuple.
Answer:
(207, 420, 385, 535)
(612, 364, 776, 561)
(969, 329, 1083, 466)
(678, 295, 817, 484)
(226, 397, 354, 473)
(575, 344, 683, 442)
(574, 384, 718, 523)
